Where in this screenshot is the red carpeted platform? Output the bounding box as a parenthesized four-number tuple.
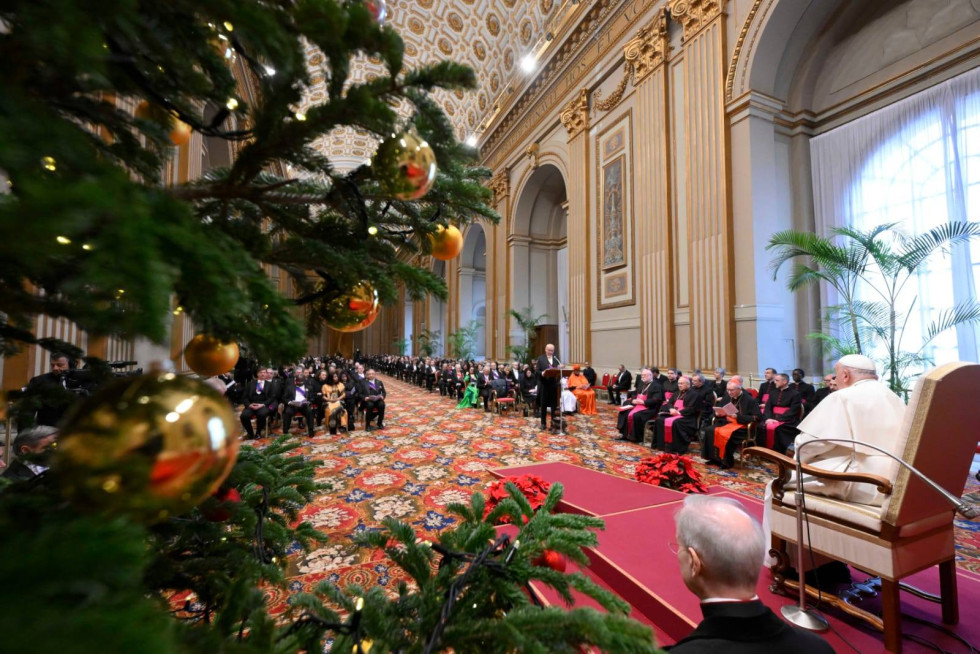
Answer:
(489, 462, 690, 516)
(494, 463, 980, 652)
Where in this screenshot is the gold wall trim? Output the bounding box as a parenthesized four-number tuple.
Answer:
(560, 88, 591, 137)
(481, 0, 658, 171)
(625, 9, 670, 84)
(725, 0, 768, 103)
(593, 67, 631, 114)
(669, 0, 724, 42)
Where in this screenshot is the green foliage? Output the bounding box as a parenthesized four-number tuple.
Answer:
(507, 306, 547, 364)
(416, 328, 441, 357)
(768, 222, 980, 394)
(0, 0, 498, 363)
(286, 483, 661, 653)
(0, 436, 324, 654)
(447, 320, 480, 360)
(392, 336, 409, 356)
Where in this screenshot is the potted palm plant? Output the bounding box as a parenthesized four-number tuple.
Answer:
(768, 222, 980, 395)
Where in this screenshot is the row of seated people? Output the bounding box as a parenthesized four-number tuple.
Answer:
(615, 367, 837, 468)
(366, 354, 603, 417)
(235, 360, 387, 439)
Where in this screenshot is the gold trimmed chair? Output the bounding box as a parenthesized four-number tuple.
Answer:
(747, 362, 980, 653)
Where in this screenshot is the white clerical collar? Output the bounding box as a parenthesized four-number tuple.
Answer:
(25, 462, 48, 476)
(701, 595, 759, 604)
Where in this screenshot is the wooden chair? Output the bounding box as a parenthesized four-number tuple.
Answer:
(746, 362, 980, 652)
(491, 388, 517, 416)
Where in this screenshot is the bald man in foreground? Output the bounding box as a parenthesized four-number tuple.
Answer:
(668, 495, 834, 653)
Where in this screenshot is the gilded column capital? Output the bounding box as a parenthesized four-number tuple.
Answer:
(624, 9, 669, 83)
(488, 171, 510, 204)
(560, 88, 590, 139)
(669, 0, 723, 41)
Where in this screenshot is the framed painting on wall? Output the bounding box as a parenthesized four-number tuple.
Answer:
(595, 111, 635, 309)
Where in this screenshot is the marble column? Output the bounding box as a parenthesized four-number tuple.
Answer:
(670, 0, 735, 370)
(627, 12, 674, 367)
(560, 89, 592, 363)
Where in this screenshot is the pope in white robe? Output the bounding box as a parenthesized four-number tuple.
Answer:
(763, 354, 906, 561)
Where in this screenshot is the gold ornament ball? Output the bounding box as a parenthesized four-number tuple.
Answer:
(54, 373, 240, 521)
(429, 224, 463, 261)
(318, 282, 380, 333)
(183, 334, 240, 376)
(373, 130, 437, 200)
(134, 100, 155, 121)
(169, 118, 193, 147)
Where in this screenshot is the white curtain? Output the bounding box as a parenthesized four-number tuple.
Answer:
(811, 66, 980, 366)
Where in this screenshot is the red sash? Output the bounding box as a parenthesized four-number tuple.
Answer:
(663, 400, 685, 444)
(626, 394, 648, 434)
(760, 393, 769, 413)
(763, 405, 789, 449)
(713, 416, 742, 456)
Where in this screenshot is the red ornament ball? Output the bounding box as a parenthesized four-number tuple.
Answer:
(201, 486, 241, 522)
(364, 0, 387, 25)
(533, 549, 567, 572)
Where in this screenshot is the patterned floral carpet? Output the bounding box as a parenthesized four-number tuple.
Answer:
(257, 374, 980, 615)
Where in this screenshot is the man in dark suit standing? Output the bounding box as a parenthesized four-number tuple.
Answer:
(535, 343, 561, 431)
(359, 368, 387, 431)
(608, 364, 632, 405)
(280, 367, 316, 438)
(2, 426, 58, 481)
(667, 495, 834, 654)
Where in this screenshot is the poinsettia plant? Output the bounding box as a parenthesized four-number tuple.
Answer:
(483, 474, 552, 523)
(635, 453, 707, 494)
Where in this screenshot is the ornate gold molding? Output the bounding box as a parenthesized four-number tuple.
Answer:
(525, 142, 541, 168)
(593, 64, 631, 114)
(624, 9, 669, 84)
(726, 0, 768, 102)
(593, 10, 670, 117)
(669, 0, 723, 41)
(560, 88, 590, 139)
(488, 171, 510, 204)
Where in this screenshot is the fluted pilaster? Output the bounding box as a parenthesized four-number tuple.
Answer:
(673, 1, 734, 369)
(630, 12, 673, 366)
(563, 90, 591, 363)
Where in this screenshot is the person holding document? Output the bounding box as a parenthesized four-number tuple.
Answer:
(703, 381, 760, 468)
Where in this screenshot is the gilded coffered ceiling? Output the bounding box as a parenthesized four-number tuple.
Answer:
(301, 0, 564, 170)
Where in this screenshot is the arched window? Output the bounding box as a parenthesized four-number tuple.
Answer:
(812, 67, 980, 370)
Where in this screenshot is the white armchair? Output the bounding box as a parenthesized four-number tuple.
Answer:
(747, 362, 980, 653)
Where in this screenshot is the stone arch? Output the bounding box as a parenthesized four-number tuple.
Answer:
(459, 222, 487, 359)
(427, 259, 447, 357)
(727, 0, 980, 375)
(508, 163, 568, 358)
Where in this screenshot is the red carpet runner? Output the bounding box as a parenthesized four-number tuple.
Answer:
(240, 374, 980, 640)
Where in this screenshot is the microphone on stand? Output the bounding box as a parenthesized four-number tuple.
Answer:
(781, 437, 979, 632)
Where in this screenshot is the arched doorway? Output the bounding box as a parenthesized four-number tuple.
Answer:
(427, 259, 447, 357)
(460, 224, 487, 360)
(729, 0, 980, 373)
(510, 164, 568, 360)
